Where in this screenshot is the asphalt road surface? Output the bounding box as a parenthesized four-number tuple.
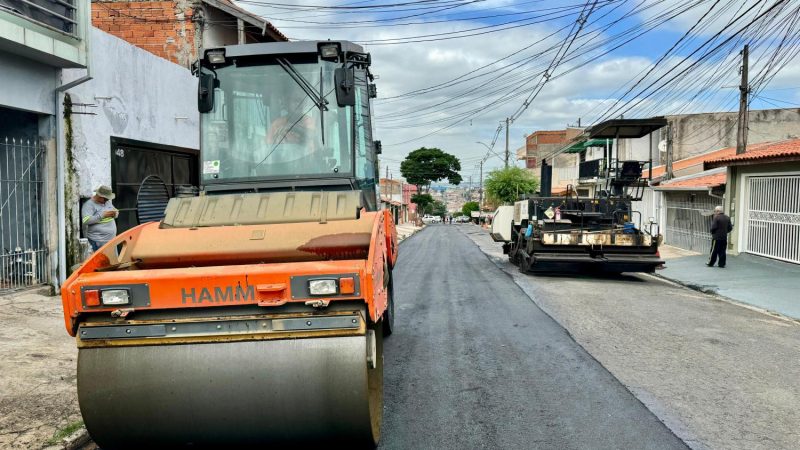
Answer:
(379, 224, 687, 450)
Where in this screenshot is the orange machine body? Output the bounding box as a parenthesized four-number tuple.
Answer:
(61, 209, 398, 336)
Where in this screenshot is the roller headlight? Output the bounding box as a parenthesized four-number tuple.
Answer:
(308, 279, 337, 296)
(101, 289, 130, 305)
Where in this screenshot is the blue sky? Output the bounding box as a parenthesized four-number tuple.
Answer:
(236, 0, 800, 183)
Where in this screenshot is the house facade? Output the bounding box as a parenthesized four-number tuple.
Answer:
(705, 140, 800, 265)
(60, 27, 199, 271)
(0, 0, 90, 291)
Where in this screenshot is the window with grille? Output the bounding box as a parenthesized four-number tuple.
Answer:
(0, 0, 77, 35)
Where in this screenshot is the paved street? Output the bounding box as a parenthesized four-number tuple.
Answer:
(380, 224, 687, 449)
(461, 224, 800, 450)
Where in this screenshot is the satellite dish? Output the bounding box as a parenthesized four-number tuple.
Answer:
(136, 175, 170, 224)
(658, 140, 667, 152)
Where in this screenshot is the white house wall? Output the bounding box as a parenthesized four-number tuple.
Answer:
(61, 27, 199, 197)
(0, 51, 57, 115)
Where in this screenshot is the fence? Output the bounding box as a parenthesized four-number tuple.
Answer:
(664, 192, 716, 253)
(0, 138, 48, 292)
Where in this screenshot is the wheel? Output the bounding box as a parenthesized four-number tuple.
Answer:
(382, 273, 395, 337)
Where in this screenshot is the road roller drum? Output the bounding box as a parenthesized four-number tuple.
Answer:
(78, 320, 383, 448)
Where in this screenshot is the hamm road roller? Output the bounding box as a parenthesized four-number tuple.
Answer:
(60, 41, 396, 448)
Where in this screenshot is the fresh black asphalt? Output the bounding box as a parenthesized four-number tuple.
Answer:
(379, 224, 687, 449)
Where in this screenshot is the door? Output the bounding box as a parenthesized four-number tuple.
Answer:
(111, 138, 198, 233)
(0, 137, 48, 291)
(745, 175, 800, 264)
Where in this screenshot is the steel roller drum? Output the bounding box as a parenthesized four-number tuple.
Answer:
(78, 333, 383, 448)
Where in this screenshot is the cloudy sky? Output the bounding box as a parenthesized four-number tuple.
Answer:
(235, 0, 800, 185)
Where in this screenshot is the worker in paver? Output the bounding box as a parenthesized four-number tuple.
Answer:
(81, 185, 118, 251)
(707, 205, 733, 268)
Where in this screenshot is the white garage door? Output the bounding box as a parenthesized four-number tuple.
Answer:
(745, 175, 800, 264)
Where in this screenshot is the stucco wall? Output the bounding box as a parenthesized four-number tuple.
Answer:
(0, 51, 57, 114)
(669, 109, 800, 160)
(62, 27, 199, 197)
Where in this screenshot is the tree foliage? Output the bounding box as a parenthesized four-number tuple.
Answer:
(484, 167, 539, 204)
(462, 201, 479, 216)
(400, 147, 462, 191)
(430, 200, 447, 217)
(411, 193, 434, 215)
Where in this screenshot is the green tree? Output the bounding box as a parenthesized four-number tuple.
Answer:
(411, 193, 434, 215)
(430, 200, 447, 217)
(400, 147, 462, 192)
(484, 167, 539, 204)
(462, 201, 479, 216)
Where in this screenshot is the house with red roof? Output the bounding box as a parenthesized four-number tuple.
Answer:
(703, 139, 800, 264)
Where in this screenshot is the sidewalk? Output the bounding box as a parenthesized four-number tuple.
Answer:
(0, 289, 82, 449)
(659, 249, 800, 320)
(396, 222, 422, 242)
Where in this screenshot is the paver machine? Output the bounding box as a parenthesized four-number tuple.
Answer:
(60, 41, 396, 448)
(491, 118, 666, 274)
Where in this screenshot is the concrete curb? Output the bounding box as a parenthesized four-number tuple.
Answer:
(647, 272, 800, 325)
(41, 427, 90, 450)
(63, 427, 91, 450)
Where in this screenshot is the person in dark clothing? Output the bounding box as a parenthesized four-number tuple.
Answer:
(707, 205, 733, 268)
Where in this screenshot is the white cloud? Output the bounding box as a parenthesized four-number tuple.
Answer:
(234, 0, 800, 181)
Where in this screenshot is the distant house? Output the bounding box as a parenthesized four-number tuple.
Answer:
(380, 178, 406, 225)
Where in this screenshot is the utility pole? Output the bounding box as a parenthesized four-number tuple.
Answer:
(385, 165, 389, 179)
(736, 44, 749, 155)
(479, 159, 484, 210)
(504, 117, 510, 168)
(666, 124, 674, 180)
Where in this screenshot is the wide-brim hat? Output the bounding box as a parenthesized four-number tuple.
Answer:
(95, 185, 116, 200)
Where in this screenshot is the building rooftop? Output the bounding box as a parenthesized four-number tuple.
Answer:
(211, 0, 287, 41)
(654, 168, 727, 191)
(705, 139, 800, 169)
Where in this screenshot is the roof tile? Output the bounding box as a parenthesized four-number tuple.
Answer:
(704, 139, 800, 168)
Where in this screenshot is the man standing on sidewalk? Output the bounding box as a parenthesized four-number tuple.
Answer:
(82, 185, 118, 251)
(707, 205, 733, 268)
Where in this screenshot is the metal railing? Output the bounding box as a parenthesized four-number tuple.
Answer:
(0, 0, 77, 35)
(0, 137, 49, 292)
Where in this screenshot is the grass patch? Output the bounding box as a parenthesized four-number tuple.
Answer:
(46, 420, 84, 446)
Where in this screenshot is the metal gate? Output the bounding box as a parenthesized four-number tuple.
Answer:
(0, 138, 48, 292)
(745, 175, 800, 264)
(664, 192, 716, 253)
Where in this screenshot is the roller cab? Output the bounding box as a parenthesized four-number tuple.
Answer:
(61, 41, 395, 448)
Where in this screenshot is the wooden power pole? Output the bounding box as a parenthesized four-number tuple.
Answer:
(479, 159, 484, 210)
(504, 118, 510, 168)
(736, 44, 749, 155)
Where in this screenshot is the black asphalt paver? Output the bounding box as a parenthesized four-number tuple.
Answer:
(379, 225, 688, 450)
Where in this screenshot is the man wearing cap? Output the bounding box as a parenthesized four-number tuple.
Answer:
(707, 205, 733, 268)
(82, 185, 118, 251)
